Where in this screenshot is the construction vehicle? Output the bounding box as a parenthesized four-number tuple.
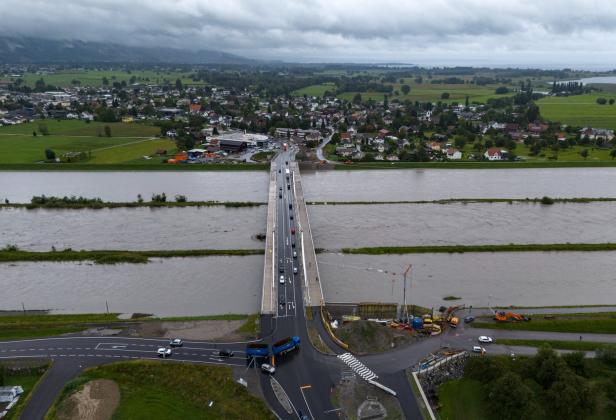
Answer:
(246, 343, 269, 358)
(494, 311, 530, 322)
(272, 336, 300, 357)
(445, 305, 464, 328)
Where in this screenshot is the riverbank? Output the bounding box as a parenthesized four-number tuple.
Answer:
(0, 248, 264, 264)
(340, 243, 616, 254)
(334, 160, 616, 170)
(308, 197, 616, 205)
(0, 198, 265, 209)
(0, 163, 270, 171)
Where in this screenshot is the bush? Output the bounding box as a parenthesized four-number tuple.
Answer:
(597, 344, 616, 365)
(540, 196, 555, 205)
(597, 97, 607, 105)
(151, 193, 167, 203)
(175, 195, 188, 202)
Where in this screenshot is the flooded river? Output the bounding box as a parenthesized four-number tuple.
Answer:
(301, 168, 616, 201)
(317, 252, 616, 308)
(0, 256, 263, 317)
(309, 201, 616, 248)
(0, 206, 266, 251)
(0, 171, 269, 202)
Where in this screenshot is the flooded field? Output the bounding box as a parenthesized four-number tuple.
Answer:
(309, 201, 616, 248)
(0, 206, 266, 251)
(0, 171, 269, 202)
(301, 168, 616, 201)
(317, 252, 616, 308)
(0, 256, 263, 317)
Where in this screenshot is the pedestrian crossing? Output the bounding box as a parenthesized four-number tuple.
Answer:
(337, 352, 378, 381)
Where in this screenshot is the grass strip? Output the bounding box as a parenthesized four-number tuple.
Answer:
(472, 317, 616, 334)
(0, 248, 264, 264)
(341, 243, 616, 254)
(0, 163, 270, 171)
(0, 200, 266, 209)
(496, 338, 607, 351)
(335, 160, 616, 170)
(0, 313, 124, 340)
(153, 314, 249, 322)
(46, 361, 275, 420)
(308, 197, 616, 205)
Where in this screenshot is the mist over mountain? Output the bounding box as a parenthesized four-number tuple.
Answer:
(0, 37, 256, 64)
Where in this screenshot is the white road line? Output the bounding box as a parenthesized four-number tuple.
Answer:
(299, 386, 315, 420)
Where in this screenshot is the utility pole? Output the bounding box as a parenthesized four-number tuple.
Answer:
(403, 264, 412, 325)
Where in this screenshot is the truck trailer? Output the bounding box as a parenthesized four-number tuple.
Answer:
(272, 336, 300, 357)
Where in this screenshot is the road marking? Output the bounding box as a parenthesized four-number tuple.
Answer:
(299, 384, 315, 420)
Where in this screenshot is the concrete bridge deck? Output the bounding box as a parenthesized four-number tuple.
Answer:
(260, 161, 277, 315)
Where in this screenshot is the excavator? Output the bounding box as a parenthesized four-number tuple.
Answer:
(494, 311, 531, 322)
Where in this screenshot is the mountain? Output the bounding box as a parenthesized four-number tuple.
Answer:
(0, 37, 256, 64)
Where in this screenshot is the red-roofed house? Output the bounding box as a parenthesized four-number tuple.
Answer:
(484, 147, 506, 161)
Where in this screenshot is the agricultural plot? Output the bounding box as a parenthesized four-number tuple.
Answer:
(537, 93, 616, 129)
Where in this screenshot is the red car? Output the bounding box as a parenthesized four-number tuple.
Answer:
(290, 227, 296, 235)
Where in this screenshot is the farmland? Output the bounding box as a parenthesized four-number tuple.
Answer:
(10, 69, 206, 88)
(0, 120, 174, 164)
(291, 82, 336, 97)
(537, 93, 616, 129)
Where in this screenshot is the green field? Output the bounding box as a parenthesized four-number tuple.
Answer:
(496, 338, 608, 351)
(537, 93, 616, 129)
(48, 361, 275, 420)
(291, 82, 337, 97)
(0, 313, 122, 340)
(337, 81, 515, 104)
(10, 70, 206, 88)
(0, 120, 175, 164)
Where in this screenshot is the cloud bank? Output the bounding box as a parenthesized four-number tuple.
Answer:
(2, 0, 615, 67)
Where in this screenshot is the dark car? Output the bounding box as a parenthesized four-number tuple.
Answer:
(279, 193, 282, 198)
(290, 214, 294, 220)
(289, 204, 292, 209)
(464, 316, 475, 323)
(287, 184, 290, 190)
(219, 349, 235, 358)
(291, 241, 296, 248)
(278, 169, 281, 173)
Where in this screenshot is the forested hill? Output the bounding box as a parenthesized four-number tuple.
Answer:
(0, 37, 256, 64)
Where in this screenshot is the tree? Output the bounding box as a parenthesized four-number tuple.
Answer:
(102, 77, 109, 86)
(175, 78, 183, 90)
(495, 86, 510, 94)
(611, 149, 616, 160)
(580, 148, 589, 159)
(401, 84, 411, 95)
(352, 93, 362, 104)
(596, 97, 607, 105)
(562, 351, 586, 376)
(45, 148, 56, 161)
(610, 98, 616, 105)
(597, 344, 616, 365)
(34, 78, 46, 92)
(212, 126, 219, 135)
(38, 123, 49, 136)
(488, 372, 536, 420)
(531, 345, 568, 389)
(441, 92, 450, 99)
(104, 126, 112, 137)
(545, 373, 596, 419)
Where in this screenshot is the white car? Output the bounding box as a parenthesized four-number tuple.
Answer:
(478, 336, 493, 343)
(169, 338, 183, 347)
(279, 275, 285, 284)
(293, 267, 298, 274)
(261, 363, 276, 374)
(472, 346, 486, 353)
(292, 251, 297, 259)
(157, 347, 172, 358)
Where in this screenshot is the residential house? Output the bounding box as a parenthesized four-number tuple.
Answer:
(445, 148, 462, 160)
(484, 147, 507, 161)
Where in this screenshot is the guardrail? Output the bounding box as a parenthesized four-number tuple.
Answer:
(320, 304, 349, 351)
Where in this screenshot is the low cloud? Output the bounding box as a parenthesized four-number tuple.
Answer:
(2, 0, 616, 67)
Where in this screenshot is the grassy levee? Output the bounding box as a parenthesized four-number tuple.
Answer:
(334, 160, 616, 169)
(308, 197, 616, 205)
(473, 314, 616, 334)
(496, 338, 608, 351)
(1, 200, 266, 209)
(0, 313, 123, 340)
(0, 249, 264, 264)
(46, 361, 276, 420)
(0, 163, 270, 171)
(342, 243, 616, 254)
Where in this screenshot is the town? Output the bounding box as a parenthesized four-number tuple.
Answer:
(2, 64, 616, 168)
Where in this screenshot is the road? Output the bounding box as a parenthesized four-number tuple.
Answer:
(258, 147, 341, 419)
(315, 130, 336, 163)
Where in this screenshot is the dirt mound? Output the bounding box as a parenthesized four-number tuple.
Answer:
(57, 379, 120, 420)
(137, 319, 247, 341)
(336, 320, 415, 355)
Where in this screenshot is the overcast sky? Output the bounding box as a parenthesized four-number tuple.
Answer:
(2, 0, 616, 68)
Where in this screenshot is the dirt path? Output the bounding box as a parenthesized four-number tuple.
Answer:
(136, 319, 249, 341)
(57, 379, 120, 420)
